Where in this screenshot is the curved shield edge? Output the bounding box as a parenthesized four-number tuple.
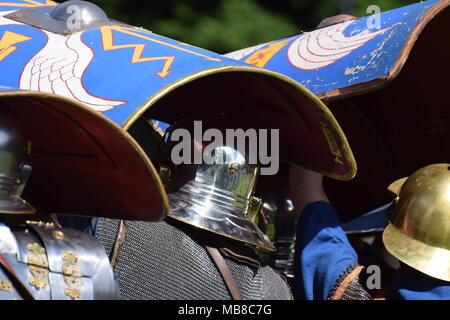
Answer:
(0, 87, 168, 221)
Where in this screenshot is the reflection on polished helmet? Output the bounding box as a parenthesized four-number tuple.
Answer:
(261, 199, 296, 280)
(160, 118, 274, 251)
(383, 163, 450, 282)
(0, 108, 35, 214)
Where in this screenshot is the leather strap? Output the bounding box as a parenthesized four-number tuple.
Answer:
(0, 253, 35, 300)
(331, 265, 365, 300)
(111, 220, 128, 269)
(205, 245, 243, 300)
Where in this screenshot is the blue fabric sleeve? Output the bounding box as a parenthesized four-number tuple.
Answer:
(393, 269, 450, 300)
(294, 201, 358, 300)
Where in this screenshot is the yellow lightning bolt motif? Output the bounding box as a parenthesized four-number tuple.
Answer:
(0, 31, 32, 62)
(100, 25, 221, 78)
(244, 39, 291, 68)
(0, 0, 56, 8)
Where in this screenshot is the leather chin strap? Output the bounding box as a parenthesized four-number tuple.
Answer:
(205, 245, 243, 300)
(0, 253, 35, 300)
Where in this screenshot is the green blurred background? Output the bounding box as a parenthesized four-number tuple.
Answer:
(92, 0, 417, 53)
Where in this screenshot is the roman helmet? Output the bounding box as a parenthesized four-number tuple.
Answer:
(0, 108, 34, 215)
(383, 163, 450, 282)
(159, 117, 273, 251)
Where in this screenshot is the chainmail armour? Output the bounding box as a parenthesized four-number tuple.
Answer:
(96, 218, 292, 300)
(328, 264, 373, 300)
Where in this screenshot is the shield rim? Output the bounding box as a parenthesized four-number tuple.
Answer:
(0, 88, 169, 220)
(121, 65, 357, 181)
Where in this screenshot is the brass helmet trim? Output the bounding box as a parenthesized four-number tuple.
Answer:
(383, 223, 450, 282)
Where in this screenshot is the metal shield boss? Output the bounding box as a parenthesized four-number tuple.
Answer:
(383, 164, 450, 282)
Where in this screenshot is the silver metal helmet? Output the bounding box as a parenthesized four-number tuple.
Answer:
(161, 119, 274, 251)
(0, 108, 35, 214)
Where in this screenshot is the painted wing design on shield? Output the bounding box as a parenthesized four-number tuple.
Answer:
(19, 31, 125, 112)
(287, 20, 391, 70)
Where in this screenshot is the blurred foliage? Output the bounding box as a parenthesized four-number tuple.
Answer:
(91, 0, 418, 53)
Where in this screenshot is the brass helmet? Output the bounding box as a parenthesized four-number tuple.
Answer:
(0, 108, 35, 214)
(160, 117, 274, 251)
(383, 164, 450, 282)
